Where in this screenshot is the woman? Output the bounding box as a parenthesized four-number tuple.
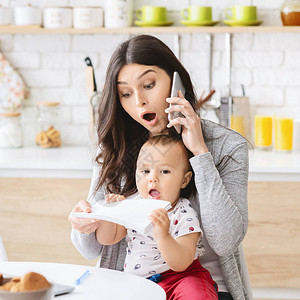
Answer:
(69, 35, 252, 300)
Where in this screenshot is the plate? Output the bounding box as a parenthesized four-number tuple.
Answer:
(223, 19, 263, 26)
(134, 20, 173, 27)
(180, 20, 219, 27)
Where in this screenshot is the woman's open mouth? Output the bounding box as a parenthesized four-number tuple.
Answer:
(149, 189, 161, 199)
(141, 111, 157, 126)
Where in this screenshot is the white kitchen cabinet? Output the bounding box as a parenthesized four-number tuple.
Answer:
(0, 147, 299, 289)
(0, 177, 97, 266)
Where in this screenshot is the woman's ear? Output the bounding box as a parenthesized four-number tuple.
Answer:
(181, 171, 193, 189)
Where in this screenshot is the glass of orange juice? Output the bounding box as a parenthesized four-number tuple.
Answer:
(274, 116, 294, 152)
(254, 115, 273, 150)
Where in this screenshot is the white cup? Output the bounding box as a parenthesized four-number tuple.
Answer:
(0, 7, 12, 25)
(104, 0, 133, 28)
(73, 7, 103, 28)
(14, 6, 42, 26)
(43, 7, 72, 29)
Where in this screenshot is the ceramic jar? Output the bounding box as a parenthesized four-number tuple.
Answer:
(0, 6, 12, 25)
(73, 7, 103, 28)
(104, 0, 133, 28)
(43, 7, 72, 29)
(14, 5, 42, 26)
(281, 0, 300, 25)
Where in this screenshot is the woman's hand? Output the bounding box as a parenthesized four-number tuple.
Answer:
(165, 90, 209, 156)
(68, 200, 101, 234)
(149, 208, 170, 241)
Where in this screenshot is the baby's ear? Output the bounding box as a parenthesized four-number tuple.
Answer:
(181, 171, 193, 189)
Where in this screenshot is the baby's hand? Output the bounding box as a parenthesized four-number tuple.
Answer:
(105, 193, 125, 203)
(149, 208, 170, 240)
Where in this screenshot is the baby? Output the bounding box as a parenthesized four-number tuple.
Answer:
(96, 135, 218, 299)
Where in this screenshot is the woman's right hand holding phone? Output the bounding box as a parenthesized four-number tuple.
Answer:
(68, 200, 101, 234)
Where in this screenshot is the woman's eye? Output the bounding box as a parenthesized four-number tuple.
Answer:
(121, 92, 132, 98)
(141, 170, 150, 174)
(144, 82, 155, 89)
(161, 170, 170, 174)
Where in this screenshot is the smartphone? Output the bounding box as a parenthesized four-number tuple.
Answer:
(168, 72, 186, 134)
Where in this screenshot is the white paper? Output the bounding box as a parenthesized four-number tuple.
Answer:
(71, 199, 172, 234)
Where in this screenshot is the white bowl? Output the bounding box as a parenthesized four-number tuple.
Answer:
(0, 278, 53, 300)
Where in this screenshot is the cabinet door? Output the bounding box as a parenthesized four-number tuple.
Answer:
(244, 181, 300, 288)
(1, 178, 299, 287)
(0, 178, 98, 266)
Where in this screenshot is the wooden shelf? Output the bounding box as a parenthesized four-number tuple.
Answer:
(1, 25, 300, 34)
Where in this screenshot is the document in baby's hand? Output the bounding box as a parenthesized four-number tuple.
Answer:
(71, 199, 172, 234)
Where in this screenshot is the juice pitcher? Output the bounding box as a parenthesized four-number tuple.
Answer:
(220, 85, 251, 141)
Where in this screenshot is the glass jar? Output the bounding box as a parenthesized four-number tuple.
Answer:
(281, 0, 300, 25)
(0, 112, 23, 148)
(36, 101, 61, 148)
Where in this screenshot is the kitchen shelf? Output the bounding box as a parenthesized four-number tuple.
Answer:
(1, 25, 300, 34)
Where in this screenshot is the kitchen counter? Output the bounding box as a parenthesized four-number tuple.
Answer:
(0, 146, 300, 181)
(248, 149, 300, 182)
(0, 146, 94, 178)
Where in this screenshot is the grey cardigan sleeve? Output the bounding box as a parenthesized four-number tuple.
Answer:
(71, 164, 105, 260)
(190, 142, 249, 257)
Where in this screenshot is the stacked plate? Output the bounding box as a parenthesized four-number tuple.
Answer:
(180, 20, 219, 26)
(135, 20, 173, 27)
(223, 19, 262, 26)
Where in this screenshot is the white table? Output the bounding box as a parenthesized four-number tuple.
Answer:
(0, 262, 166, 300)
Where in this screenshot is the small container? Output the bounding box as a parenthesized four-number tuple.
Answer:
(73, 7, 103, 28)
(36, 102, 61, 148)
(43, 7, 72, 29)
(281, 0, 300, 25)
(0, 6, 12, 25)
(0, 112, 23, 148)
(14, 5, 42, 26)
(104, 0, 133, 28)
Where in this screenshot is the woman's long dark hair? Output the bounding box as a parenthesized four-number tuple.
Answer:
(95, 34, 197, 197)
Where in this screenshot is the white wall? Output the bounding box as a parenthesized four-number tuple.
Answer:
(1, 0, 299, 146)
